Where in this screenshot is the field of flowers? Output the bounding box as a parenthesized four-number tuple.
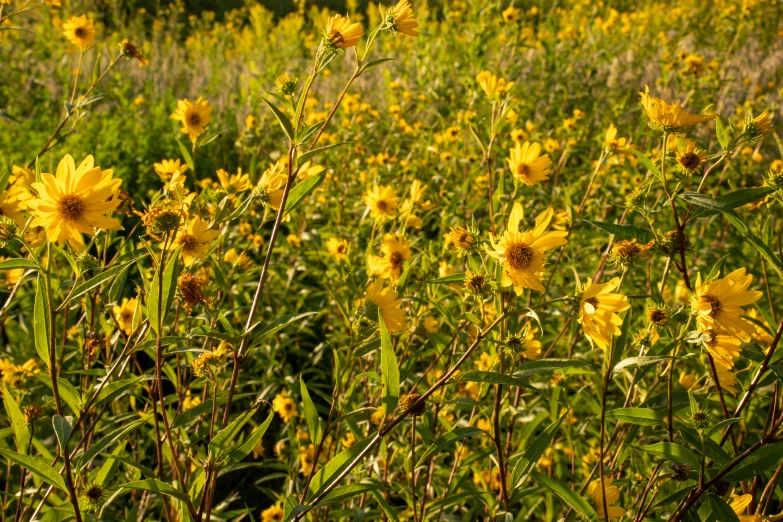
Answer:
(2, 0, 783, 520)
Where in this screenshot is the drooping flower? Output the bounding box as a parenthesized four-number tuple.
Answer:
(173, 215, 219, 266)
(171, 97, 212, 143)
(256, 162, 287, 210)
(714, 364, 739, 395)
(272, 391, 298, 423)
(378, 234, 411, 282)
(507, 141, 552, 185)
(387, 0, 419, 37)
(324, 14, 363, 49)
(28, 154, 123, 251)
(216, 168, 252, 196)
(691, 268, 762, 342)
(113, 297, 138, 335)
(153, 159, 188, 181)
(586, 478, 625, 521)
(363, 280, 406, 332)
(703, 333, 742, 369)
(743, 111, 774, 142)
(364, 185, 399, 221)
(578, 277, 631, 350)
(639, 86, 714, 132)
(62, 15, 95, 49)
(119, 39, 149, 67)
(487, 205, 568, 294)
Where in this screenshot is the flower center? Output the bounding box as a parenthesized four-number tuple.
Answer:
(75, 27, 86, 38)
(506, 242, 534, 269)
(57, 194, 85, 221)
(376, 200, 388, 212)
(187, 112, 202, 126)
(700, 294, 722, 317)
(121, 311, 132, 323)
(680, 152, 701, 170)
(178, 233, 200, 252)
(389, 252, 403, 267)
(515, 163, 530, 177)
(586, 296, 600, 307)
(329, 31, 344, 45)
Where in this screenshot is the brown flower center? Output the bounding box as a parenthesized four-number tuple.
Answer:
(515, 163, 530, 177)
(187, 112, 202, 126)
(700, 294, 722, 318)
(57, 194, 85, 221)
(389, 252, 403, 267)
(506, 242, 534, 269)
(75, 27, 86, 38)
(178, 233, 200, 252)
(586, 296, 600, 308)
(376, 200, 388, 212)
(679, 152, 701, 170)
(329, 31, 344, 45)
(648, 308, 669, 325)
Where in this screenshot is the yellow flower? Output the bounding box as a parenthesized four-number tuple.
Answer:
(639, 85, 714, 131)
(299, 444, 316, 475)
(326, 237, 349, 261)
(676, 145, 707, 172)
(216, 168, 252, 195)
(715, 364, 738, 395)
(507, 141, 552, 185)
(173, 216, 219, 266)
(325, 14, 363, 49)
(487, 205, 568, 294)
(691, 268, 762, 342)
(387, 0, 419, 37)
(363, 185, 399, 221)
(364, 280, 406, 332)
(287, 234, 301, 248)
(604, 124, 629, 154)
(746, 308, 774, 345)
(502, 6, 521, 22)
(153, 159, 188, 181)
(378, 234, 411, 282)
(272, 391, 298, 423)
(28, 154, 123, 251)
(119, 39, 149, 67)
(257, 162, 287, 210)
(744, 111, 774, 141)
(171, 97, 212, 143)
(422, 316, 440, 333)
(260, 503, 284, 522)
(704, 333, 742, 369)
(679, 371, 698, 389)
(476, 71, 514, 99)
(578, 277, 631, 350)
(113, 297, 138, 335)
(62, 15, 95, 49)
(587, 478, 625, 521)
(182, 390, 201, 410)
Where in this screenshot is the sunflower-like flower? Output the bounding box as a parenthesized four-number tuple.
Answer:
(378, 234, 411, 282)
(326, 237, 349, 261)
(255, 161, 287, 210)
(386, 0, 419, 37)
(28, 154, 123, 251)
(275, 73, 298, 96)
(364, 185, 399, 221)
(609, 238, 654, 268)
(216, 168, 252, 196)
(119, 39, 149, 67)
(173, 215, 219, 266)
(261, 503, 285, 522)
(487, 205, 568, 294)
(507, 141, 552, 185)
(504, 327, 542, 360)
(577, 277, 631, 350)
(446, 225, 477, 254)
(586, 478, 625, 521)
(639, 86, 714, 132)
(691, 268, 762, 342)
(324, 14, 363, 49)
(362, 280, 406, 332)
(113, 297, 138, 335)
(703, 333, 742, 369)
(153, 159, 188, 181)
(743, 111, 774, 142)
(476, 71, 514, 99)
(62, 15, 95, 49)
(714, 364, 738, 395)
(604, 124, 629, 155)
(171, 97, 212, 144)
(273, 391, 298, 423)
(676, 145, 707, 173)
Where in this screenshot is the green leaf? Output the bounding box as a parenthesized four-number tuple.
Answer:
(121, 479, 192, 505)
(249, 311, 317, 346)
(77, 419, 145, 472)
(605, 407, 663, 426)
(613, 356, 675, 373)
(707, 495, 740, 522)
(320, 483, 384, 506)
(52, 415, 73, 451)
(222, 410, 274, 466)
(633, 442, 701, 468)
(619, 148, 661, 177)
(300, 376, 322, 443)
(678, 192, 742, 222)
(513, 359, 593, 379)
(259, 96, 295, 142)
(423, 273, 465, 284)
(92, 377, 144, 409)
(2, 384, 30, 453)
(715, 117, 729, 150)
(456, 371, 540, 393)
(284, 168, 327, 215)
(379, 312, 400, 416)
(530, 470, 598, 522)
(583, 220, 655, 244)
(296, 142, 350, 168)
(175, 139, 195, 171)
(34, 274, 51, 369)
(721, 443, 783, 481)
(359, 57, 396, 74)
(148, 249, 180, 335)
(209, 407, 259, 464)
(308, 435, 374, 501)
(415, 427, 484, 468)
(0, 449, 66, 490)
(692, 187, 775, 217)
(293, 75, 314, 133)
(510, 411, 568, 488)
(62, 256, 144, 309)
(0, 258, 41, 271)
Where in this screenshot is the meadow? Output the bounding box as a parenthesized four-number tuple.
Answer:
(1, 0, 783, 520)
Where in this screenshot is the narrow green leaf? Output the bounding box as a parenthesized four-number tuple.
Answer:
(222, 410, 274, 466)
(0, 449, 66, 490)
(209, 407, 258, 464)
(284, 168, 327, 215)
(359, 57, 396, 74)
(605, 407, 663, 426)
(379, 312, 400, 416)
(121, 479, 192, 504)
(416, 427, 484, 468)
(721, 443, 783, 481)
(77, 419, 145, 472)
(457, 371, 540, 393)
(300, 376, 322, 443)
(259, 96, 295, 142)
(530, 470, 598, 522)
(308, 435, 374, 501)
(2, 384, 30, 453)
(296, 142, 350, 168)
(715, 117, 729, 150)
(148, 249, 180, 335)
(52, 415, 73, 451)
(633, 442, 701, 468)
(619, 148, 661, 177)
(175, 139, 195, 171)
(423, 273, 465, 284)
(707, 495, 740, 522)
(0, 258, 40, 271)
(513, 359, 593, 379)
(249, 311, 317, 346)
(63, 256, 144, 308)
(34, 274, 51, 368)
(511, 411, 568, 488)
(583, 220, 655, 245)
